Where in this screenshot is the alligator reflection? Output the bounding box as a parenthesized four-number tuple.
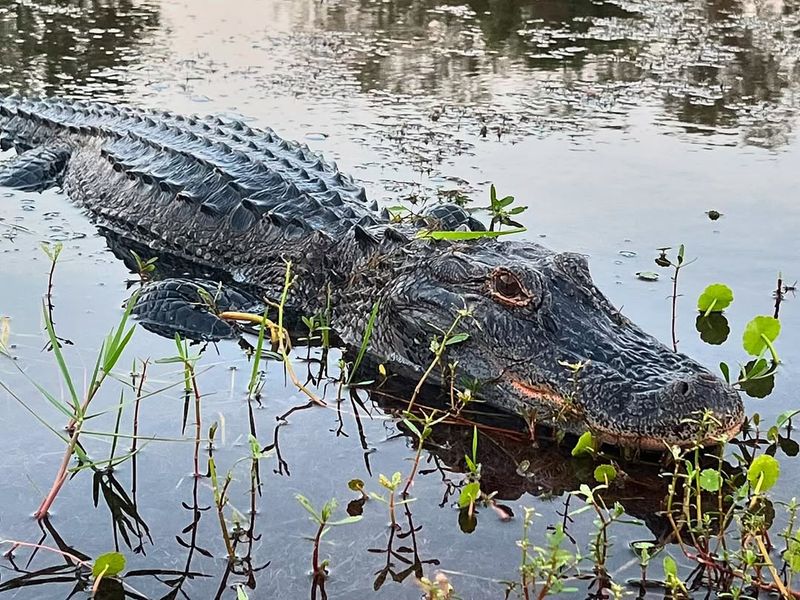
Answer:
(370, 381, 675, 538)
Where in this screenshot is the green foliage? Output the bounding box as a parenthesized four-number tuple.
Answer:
(517, 518, 578, 597)
(697, 283, 734, 315)
(236, 585, 250, 600)
(742, 316, 781, 359)
(571, 431, 596, 457)
(662, 553, 688, 595)
(747, 455, 780, 493)
(415, 227, 526, 241)
(130, 250, 158, 279)
(698, 468, 722, 492)
(785, 532, 800, 573)
(248, 308, 271, 399)
(485, 184, 527, 231)
(662, 554, 678, 578)
(347, 300, 380, 385)
(348, 479, 365, 493)
(40, 240, 63, 262)
(593, 464, 617, 484)
(295, 495, 362, 527)
(92, 552, 126, 578)
(378, 472, 402, 492)
(458, 481, 482, 509)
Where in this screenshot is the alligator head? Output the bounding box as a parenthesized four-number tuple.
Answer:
(375, 238, 744, 450)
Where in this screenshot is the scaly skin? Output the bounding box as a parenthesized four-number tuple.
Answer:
(0, 95, 745, 450)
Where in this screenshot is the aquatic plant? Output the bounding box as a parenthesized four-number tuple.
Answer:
(295, 495, 362, 587)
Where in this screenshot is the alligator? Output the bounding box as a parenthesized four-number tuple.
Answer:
(0, 94, 745, 450)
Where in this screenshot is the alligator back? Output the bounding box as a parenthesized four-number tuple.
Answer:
(0, 96, 382, 261)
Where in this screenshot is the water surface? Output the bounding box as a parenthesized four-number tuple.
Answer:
(0, 0, 799, 598)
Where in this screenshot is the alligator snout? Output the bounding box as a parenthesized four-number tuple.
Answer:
(586, 371, 745, 451)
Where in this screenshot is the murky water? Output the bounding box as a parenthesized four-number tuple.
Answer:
(0, 0, 799, 598)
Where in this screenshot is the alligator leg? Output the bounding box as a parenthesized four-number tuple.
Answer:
(132, 279, 264, 341)
(0, 146, 72, 192)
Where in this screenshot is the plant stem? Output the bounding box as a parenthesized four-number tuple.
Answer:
(312, 522, 325, 578)
(671, 264, 681, 352)
(407, 312, 467, 411)
(35, 369, 110, 519)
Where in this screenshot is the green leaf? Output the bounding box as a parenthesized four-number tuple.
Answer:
(386, 205, 411, 217)
(663, 555, 678, 578)
(92, 552, 126, 578)
(295, 494, 322, 524)
(742, 316, 781, 357)
(321, 498, 337, 522)
(697, 283, 733, 314)
(348, 479, 365, 492)
(571, 431, 595, 457)
(593, 464, 617, 483)
(415, 228, 527, 241)
(777, 410, 800, 429)
(698, 469, 722, 492)
(497, 195, 515, 208)
(747, 454, 780, 493)
(786, 533, 800, 573)
(719, 362, 730, 383)
(328, 515, 363, 526)
(458, 481, 481, 508)
(42, 301, 80, 415)
(508, 206, 527, 215)
(444, 332, 470, 346)
(347, 300, 380, 385)
(236, 585, 250, 600)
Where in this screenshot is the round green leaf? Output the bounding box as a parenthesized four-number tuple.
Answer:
(348, 478, 365, 492)
(742, 316, 781, 356)
(92, 552, 126, 578)
(458, 481, 482, 508)
(698, 468, 722, 492)
(747, 454, 780, 493)
(697, 283, 733, 313)
(593, 464, 617, 483)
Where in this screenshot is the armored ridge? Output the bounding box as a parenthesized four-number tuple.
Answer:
(0, 94, 745, 450)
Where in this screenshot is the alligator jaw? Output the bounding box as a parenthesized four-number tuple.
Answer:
(508, 374, 744, 451)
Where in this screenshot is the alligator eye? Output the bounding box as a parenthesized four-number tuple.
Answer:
(490, 268, 532, 307)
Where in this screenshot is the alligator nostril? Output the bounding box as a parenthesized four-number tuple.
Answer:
(677, 381, 690, 396)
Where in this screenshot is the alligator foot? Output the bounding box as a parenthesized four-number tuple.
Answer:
(0, 146, 72, 192)
(131, 279, 263, 341)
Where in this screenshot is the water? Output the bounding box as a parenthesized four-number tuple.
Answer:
(0, 0, 799, 598)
